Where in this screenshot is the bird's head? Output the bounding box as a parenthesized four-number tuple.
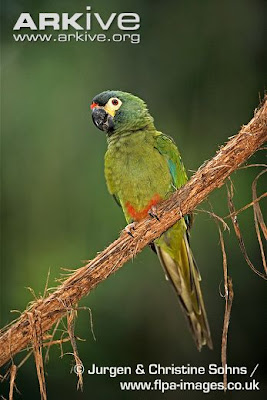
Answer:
(90, 90, 154, 136)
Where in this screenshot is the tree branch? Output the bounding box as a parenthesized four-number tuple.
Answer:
(1, 96, 267, 368)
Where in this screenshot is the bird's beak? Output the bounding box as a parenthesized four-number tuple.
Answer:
(91, 105, 114, 134)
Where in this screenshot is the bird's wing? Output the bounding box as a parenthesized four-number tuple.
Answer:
(154, 132, 191, 230)
(154, 133, 188, 190)
(104, 150, 122, 208)
(154, 133, 212, 350)
(112, 194, 122, 208)
(154, 132, 192, 229)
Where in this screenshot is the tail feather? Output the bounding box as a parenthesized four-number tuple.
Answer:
(155, 234, 212, 351)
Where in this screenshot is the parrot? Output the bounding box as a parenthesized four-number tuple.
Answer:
(90, 90, 212, 350)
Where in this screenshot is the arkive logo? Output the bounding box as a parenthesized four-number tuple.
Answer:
(13, 5, 141, 44)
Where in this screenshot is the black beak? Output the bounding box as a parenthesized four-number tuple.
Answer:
(92, 107, 114, 134)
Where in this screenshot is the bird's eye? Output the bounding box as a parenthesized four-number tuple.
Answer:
(108, 97, 122, 111)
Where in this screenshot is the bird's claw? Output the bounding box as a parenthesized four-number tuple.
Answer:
(148, 205, 160, 221)
(124, 222, 137, 237)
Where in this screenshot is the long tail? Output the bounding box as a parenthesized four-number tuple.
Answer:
(155, 232, 212, 351)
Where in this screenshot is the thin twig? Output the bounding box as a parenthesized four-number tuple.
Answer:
(218, 228, 233, 391)
(27, 312, 47, 400)
(205, 201, 233, 391)
(238, 163, 267, 169)
(67, 308, 83, 391)
(221, 276, 234, 391)
(9, 365, 17, 400)
(252, 170, 267, 274)
(227, 180, 267, 280)
(196, 208, 230, 232)
(225, 192, 267, 219)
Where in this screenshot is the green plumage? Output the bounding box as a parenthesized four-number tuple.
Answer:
(91, 90, 212, 350)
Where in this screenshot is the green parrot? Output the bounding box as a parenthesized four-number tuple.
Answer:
(91, 90, 212, 350)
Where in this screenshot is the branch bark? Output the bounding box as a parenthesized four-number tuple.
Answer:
(1, 96, 267, 368)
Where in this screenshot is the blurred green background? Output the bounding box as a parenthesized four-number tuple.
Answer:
(1, 0, 266, 399)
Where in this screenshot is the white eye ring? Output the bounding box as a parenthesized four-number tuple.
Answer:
(108, 97, 122, 110)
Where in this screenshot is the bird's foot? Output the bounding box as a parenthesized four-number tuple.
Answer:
(124, 222, 137, 237)
(148, 205, 160, 221)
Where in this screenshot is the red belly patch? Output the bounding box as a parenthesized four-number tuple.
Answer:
(126, 194, 161, 221)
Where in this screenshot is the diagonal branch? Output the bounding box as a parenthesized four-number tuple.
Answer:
(0, 95, 267, 368)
